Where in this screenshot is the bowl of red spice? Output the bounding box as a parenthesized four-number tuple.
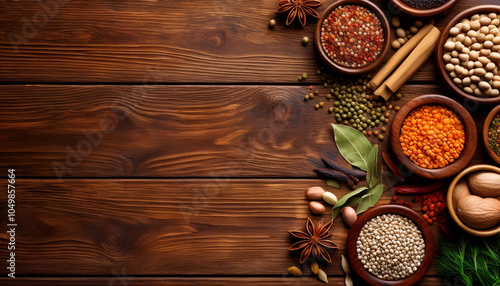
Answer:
(315, 0, 390, 75)
(389, 0, 458, 17)
(483, 104, 500, 165)
(390, 94, 477, 179)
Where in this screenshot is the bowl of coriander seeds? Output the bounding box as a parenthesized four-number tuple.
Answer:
(346, 204, 434, 286)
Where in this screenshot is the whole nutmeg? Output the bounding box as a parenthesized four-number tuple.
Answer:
(309, 201, 326, 215)
(306, 186, 325, 200)
(341, 206, 357, 227)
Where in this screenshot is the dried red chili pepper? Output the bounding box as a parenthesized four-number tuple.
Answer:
(382, 152, 405, 182)
(395, 181, 445, 194)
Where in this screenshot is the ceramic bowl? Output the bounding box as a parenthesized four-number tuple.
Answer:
(435, 5, 500, 105)
(346, 204, 434, 286)
(314, 0, 390, 75)
(447, 164, 500, 237)
(390, 94, 477, 179)
(483, 105, 500, 165)
(389, 0, 458, 17)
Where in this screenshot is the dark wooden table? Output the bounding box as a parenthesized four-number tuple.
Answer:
(1, 0, 498, 285)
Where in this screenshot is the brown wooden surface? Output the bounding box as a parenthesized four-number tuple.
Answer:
(0, 276, 445, 285)
(0, 84, 496, 178)
(0, 179, 443, 276)
(1, 0, 499, 285)
(0, 0, 493, 83)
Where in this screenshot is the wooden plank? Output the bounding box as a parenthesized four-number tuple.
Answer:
(0, 276, 445, 285)
(0, 0, 485, 83)
(0, 179, 443, 276)
(0, 84, 495, 178)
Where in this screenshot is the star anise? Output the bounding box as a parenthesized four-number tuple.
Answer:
(276, 0, 323, 26)
(289, 218, 338, 263)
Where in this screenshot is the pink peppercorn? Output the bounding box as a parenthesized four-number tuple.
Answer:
(320, 5, 384, 68)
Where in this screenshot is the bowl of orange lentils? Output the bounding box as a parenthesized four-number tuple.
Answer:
(390, 94, 477, 179)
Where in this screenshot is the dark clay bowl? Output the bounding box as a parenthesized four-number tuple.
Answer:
(483, 104, 500, 165)
(346, 204, 434, 286)
(390, 94, 477, 180)
(389, 0, 458, 17)
(436, 5, 500, 105)
(315, 0, 390, 75)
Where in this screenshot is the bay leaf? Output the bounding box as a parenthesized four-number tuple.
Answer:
(326, 179, 340, 189)
(366, 145, 381, 189)
(356, 184, 385, 214)
(332, 124, 372, 171)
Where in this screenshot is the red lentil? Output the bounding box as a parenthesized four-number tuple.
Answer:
(320, 5, 384, 68)
(400, 104, 465, 169)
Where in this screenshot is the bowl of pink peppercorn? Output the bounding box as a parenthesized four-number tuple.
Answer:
(315, 0, 391, 75)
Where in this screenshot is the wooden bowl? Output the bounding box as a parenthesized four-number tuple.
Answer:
(447, 164, 500, 236)
(435, 5, 500, 105)
(483, 105, 500, 165)
(390, 94, 477, 179)
(314, 0, 390, 75)
(389, 0, 458, 17)
(346, 205, 434, 286)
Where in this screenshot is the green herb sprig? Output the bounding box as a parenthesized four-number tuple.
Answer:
(330, 124, 385, 220)
(439, 232, 500, 286)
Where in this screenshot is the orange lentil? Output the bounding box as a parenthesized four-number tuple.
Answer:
(399, 104, 465, 169)
(422, 205, 428, 211)
(423, 214, 429, 220)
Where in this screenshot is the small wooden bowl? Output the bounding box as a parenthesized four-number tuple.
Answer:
(436, 5, 500, 105)
(389, 0, 458, 17)
(483, 105, 500, 165)
(390, 94, 477, 179)
(346, 205, 434, 286)
(314, 0, 390, 75)
(447, 164, 500, 237)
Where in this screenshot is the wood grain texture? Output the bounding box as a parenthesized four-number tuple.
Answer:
(0, 276, 445, 285)
(1, 84, 497, 178)
(0, 179, 443, 276)
(0, 0, 489, 83)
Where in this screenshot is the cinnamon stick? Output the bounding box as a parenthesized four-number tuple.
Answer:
(369, 24, 434, 91)
(374, 27, 441, 101)
(384, 27, 441, 93)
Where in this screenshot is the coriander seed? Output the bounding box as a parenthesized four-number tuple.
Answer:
(302, 37, 309, 46)
(269, 19, 276, 28)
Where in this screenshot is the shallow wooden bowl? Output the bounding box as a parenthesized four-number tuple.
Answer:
(483, 105, 500, 165)
(389, 0, 458, 17)
(314, 0, 390, 75)
(346, 205, 434, 286)
(390, 94, 477, 179)
(435, 5, 500, 105)
(447, 164, 500, 237)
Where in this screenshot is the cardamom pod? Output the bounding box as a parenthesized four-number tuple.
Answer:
(311, 262, 319, 275)
(287, 266, 302, 277)
(341, 255, 350, 274)
(345, 274, 353, 286)
(318, 269, 328, 283)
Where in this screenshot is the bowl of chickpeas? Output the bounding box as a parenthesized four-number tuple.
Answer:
(436, 6, 500, 104)
(390, 94, 477, 179)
